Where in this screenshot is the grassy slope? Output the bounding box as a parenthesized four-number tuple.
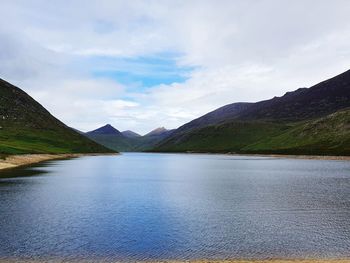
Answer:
(0, 79, 115, 154)
(154, 122, 290, 153)
(243, 109, 350, 155)
(154, 109, 350, 155)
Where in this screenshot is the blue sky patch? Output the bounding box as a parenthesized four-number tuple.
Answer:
(87, 53, 194, 89)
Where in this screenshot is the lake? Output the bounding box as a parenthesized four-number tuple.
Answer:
(0, 153, 350, 261)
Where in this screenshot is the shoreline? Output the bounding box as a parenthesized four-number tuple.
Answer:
(226, 153, 350, 161)
(1, 259, 350, 263)
(148, 151, 350, 161)
(0, 151, 349, 172)
(0, 153, 118, 171)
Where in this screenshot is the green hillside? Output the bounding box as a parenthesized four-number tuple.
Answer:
(243, 109, 350, 155)
(0, 79, 115, 154)
(154, 109, 350, 156)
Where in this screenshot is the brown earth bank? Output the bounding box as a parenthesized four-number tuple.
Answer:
(1, 259, 350, 263)
(0, 153, 118, 171)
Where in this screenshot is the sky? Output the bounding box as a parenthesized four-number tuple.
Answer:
(1, 0, 350, 135)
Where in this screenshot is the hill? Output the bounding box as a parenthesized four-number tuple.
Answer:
(154, 109, 350, 155)
(0, 78, 115, 154)
(242, 108, 350, 155)
(154, 69, 350, 155)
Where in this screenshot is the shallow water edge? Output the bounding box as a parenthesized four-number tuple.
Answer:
(0, 153, 118, 171)
(0, 152, 349, 172)
(1, 258, 350, 263)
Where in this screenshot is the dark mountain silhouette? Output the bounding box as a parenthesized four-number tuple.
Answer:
(237, 69, 350, 121)
(87, 124, 123, 135)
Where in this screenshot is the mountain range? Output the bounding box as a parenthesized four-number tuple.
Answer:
(1, 68, 349, 156)
(85, 125, 174, 152)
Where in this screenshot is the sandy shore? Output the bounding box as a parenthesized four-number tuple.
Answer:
(0, 153, 117, 171)
(1, 259, 350, 263)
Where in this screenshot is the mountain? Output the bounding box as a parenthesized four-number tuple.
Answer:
(87, 124, 122, 135)
(237, 69, 350, 121)
(0, 78, 115, 154)
(122, 130, 141, 138)
(85, 124, 133, 151)
(84, 126, 174, 152)
(154, 69, 350, 155)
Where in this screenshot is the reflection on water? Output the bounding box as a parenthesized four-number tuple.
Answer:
(0, 164, 49, 179)
(0, 153, 350, 260)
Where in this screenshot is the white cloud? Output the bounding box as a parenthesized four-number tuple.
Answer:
(1, 0, 350, 134)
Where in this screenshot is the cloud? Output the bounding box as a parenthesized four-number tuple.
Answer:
(1, 0, 350, 134)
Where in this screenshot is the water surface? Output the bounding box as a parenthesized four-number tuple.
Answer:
(0, 153, 350, 260)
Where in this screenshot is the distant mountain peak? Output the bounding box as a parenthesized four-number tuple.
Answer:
(87, 124, 122, 135)
(122, 130, 141, 138)
(145, 127, 168, 136)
